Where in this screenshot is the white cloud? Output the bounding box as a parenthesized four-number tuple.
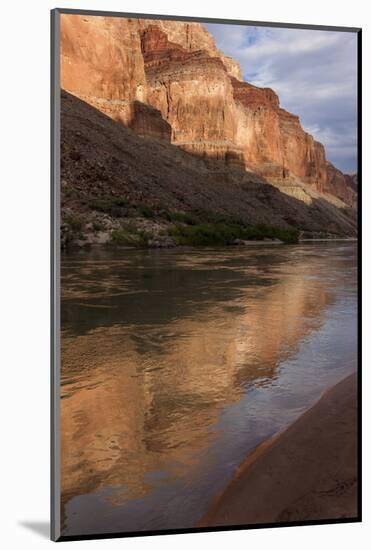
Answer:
(206, 23, 358, 173)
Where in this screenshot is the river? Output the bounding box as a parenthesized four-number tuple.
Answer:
(60, 242, 357, 536)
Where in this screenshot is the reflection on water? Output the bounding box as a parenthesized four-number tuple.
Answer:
(60, 243, 357, 536)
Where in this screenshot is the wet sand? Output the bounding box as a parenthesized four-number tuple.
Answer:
(201, 372, 358, 527)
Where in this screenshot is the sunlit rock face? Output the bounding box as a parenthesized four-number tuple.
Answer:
(61, 16, 145, 107)
(141, 25, 244, 167)
(230, 78, 356, 206)
(60, 14, 356, 207)
(60, 15, 170, 142)
(140, 19, 243, 80)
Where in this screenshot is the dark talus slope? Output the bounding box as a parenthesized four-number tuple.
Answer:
(60, 91, 356, 247)
(60, 15, 357, 209)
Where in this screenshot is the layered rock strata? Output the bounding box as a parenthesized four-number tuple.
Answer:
(60, 14, 357, 208)
(61, 90, 357, 242)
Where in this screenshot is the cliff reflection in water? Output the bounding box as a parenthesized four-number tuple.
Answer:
(60, 243, 357, 535)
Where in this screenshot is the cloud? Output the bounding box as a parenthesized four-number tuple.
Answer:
(206, 24, 358, 173)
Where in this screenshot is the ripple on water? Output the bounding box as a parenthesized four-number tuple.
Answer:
(60, 242, 357, 536)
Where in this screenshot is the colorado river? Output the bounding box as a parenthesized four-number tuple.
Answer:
(60, 242, 357, 536)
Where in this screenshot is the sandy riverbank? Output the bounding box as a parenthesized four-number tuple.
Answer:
(201, 372, 358, 527)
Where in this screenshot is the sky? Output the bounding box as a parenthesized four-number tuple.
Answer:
(206, 24, 358, 174)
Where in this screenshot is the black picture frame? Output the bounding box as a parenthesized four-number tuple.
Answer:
(51, 7, 362, 542)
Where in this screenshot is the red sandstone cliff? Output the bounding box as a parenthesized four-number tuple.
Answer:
(60, 14, 356, 209)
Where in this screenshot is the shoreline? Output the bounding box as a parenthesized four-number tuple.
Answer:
(299, 237, 357, 242)
(200, 372, 358, 527)
(62, 237, 358, 253)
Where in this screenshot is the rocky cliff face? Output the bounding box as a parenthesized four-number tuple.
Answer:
(139, 19, 243, 79)
(140, 25, 244, 168)
(61, 90, 357, 248)
(60, 14, 357, 209)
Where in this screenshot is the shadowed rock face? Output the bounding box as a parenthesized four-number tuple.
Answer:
(61, 90, 357, 238)
(60, 14, 357, 209)
(327, 165, 358, 208)
(345, 173, 357, 192)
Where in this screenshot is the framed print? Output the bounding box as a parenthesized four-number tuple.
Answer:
(51, 8, 361, 542)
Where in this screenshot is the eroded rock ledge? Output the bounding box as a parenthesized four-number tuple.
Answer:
(60, 14, 357, 209)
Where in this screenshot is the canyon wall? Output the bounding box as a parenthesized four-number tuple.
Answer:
(60, 14, 356, 208)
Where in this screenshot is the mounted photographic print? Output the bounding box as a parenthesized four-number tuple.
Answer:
(51, 8, 361, 542)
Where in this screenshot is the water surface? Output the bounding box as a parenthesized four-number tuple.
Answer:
(60, 242, 357, 535)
